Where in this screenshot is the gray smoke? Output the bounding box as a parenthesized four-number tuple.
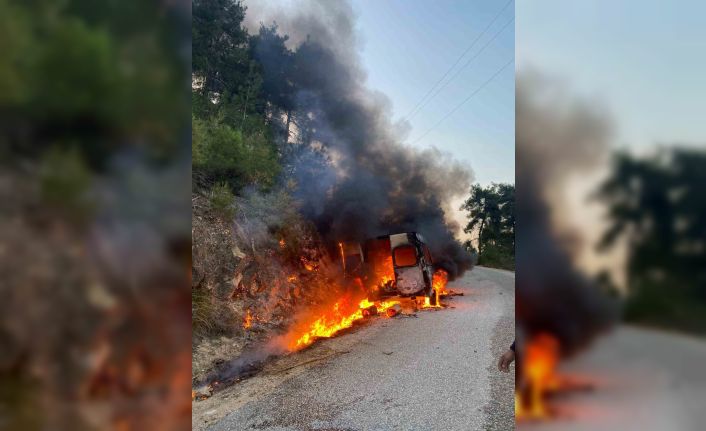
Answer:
(516, 70, 618, 355)
(199, 339, 287, 388)
(245, 0, 474, 279)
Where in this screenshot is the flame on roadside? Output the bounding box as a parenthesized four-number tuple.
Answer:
(286, 296, 400, 351)
(419, 296, 439, 309)
(515, 333, 561, 421)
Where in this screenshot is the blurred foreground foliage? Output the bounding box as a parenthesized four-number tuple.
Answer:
(39, 146, 94, 223)
(0, 0, 188, 166)
(0, 0, 191, 429)
(598, 147, 706, 334)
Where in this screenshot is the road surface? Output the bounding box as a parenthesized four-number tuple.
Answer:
(518, 325, 706, 431)
(193, 266, 515, 431)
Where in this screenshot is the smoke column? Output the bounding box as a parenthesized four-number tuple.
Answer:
(516, 70, 618, 355)
(244, 0, 474, 279)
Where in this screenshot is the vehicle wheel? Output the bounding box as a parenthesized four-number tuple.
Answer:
(429, 289, 437, 306)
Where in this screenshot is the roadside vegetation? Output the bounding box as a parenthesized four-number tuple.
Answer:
(1, 1, 190, 428)
(461, 183, 515, 271)
(191, 0, 341, 381)
(596, 147, 706, 334)
(192, 0, 290, 340)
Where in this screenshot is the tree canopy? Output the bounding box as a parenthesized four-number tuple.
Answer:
(191, 1, 307, 192)
(461, 183, 515, 269)
(597, 147, 706, 332)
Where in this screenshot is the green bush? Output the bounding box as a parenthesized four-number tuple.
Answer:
(192, 115, 279, 189)
(478, 243, 515, 271)
(192, 114, 207, 167)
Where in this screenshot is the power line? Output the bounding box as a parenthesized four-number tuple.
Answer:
(409, 16, 514, 121)
(401, 0, 514, 122)
(408, 57, 514, 146)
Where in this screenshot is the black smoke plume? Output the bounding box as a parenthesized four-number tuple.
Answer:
(516, 71, 619, 355)
(245, 0, 474, 279)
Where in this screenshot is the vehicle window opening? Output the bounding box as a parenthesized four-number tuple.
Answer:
(393, 245, 417, 267)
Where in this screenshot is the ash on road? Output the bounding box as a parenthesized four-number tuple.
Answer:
(193, 266, 515, 431)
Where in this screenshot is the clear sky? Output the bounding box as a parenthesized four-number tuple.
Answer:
(517, 0, 706, 149)
(517, 0, 706, 282)
(350, 0, 515, 186)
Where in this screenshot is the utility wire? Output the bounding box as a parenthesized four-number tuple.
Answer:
(410, 17, 514, 120)
(409, 57, 514, 146)
(401, 0, 514, 122)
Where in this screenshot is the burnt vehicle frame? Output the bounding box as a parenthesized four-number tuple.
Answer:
(341, 232, 438, 304)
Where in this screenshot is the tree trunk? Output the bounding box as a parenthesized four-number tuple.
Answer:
(241, 72, 253, 128)
(478, 219, 485, 256)
(241, 88, 250, 127)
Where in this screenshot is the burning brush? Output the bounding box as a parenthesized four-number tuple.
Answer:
(285, 296, 402, 351)
(194, 241, 462, 402)
(193, 294, 404, 401)
(243, 310, 253, 329)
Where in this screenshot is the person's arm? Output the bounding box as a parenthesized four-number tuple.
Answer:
(498, 340, 516, 372)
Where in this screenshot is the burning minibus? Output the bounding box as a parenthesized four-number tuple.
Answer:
(341, 232, 437, 304)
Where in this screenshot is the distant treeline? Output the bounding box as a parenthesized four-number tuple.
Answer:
(597, 147, 706, 334)
(461, 183, 515, 270)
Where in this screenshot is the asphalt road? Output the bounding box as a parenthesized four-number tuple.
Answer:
(193, 266, 515, 431)
(518, 325, 706, 431)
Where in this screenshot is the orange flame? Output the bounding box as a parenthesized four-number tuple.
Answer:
(301, 256, 316, 272)
(432, 269, 448, 295)
(338, 242, 346, 273)
(279, 239, 286, 249)
(286, 297, 400, 351)
(409, 269, 449, 309)
(419, 295, 442, 309)
(515, 333, 561, 420)
(243, 310, 253, 329)
(375, 255, 395, 286)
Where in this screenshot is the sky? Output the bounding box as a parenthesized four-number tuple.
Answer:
(517, 0, 706, 150)
(516, 0, 706, 282)
(350, 0, 515, 186)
